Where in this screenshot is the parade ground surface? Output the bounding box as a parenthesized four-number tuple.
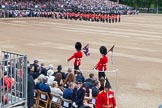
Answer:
(0, 14, 162, 108)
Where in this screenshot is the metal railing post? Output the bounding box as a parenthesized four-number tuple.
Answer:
(0, 51, 27, 108)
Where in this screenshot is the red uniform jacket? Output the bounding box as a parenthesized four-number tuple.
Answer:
(96, 90, 116, 108)
(3, 76, 14, 90)
(68, 51, 83, 66)
(96, 55, 108, 71)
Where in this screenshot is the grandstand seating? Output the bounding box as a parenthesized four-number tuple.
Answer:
(33, 90, 39, 108)
(37, 90, 51, 108)
(0, 0, 138, 18)
(61, 98, 72, 108)
(49, 93, 62, 108)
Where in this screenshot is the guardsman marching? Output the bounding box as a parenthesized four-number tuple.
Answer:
(96, 83, 117, 108)
(95, 46, 108, 80)
(67, 42, 83, 74)
(118, 12, 121, 22)
(95, 46, 111, 88)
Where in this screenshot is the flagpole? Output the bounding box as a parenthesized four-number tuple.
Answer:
(111, 49, 114, 65)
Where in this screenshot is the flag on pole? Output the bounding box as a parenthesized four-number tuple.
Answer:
(108, 45, 115, 65)
(108, 45, 115, 53)
(83, 44, 90, 56)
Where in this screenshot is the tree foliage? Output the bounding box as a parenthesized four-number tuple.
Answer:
(117, 0, 162, 13)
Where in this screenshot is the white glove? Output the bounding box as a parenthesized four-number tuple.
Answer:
(75, 105, 78, 108)
(72, 102, 78, 108)
(72, 102, 76, 107)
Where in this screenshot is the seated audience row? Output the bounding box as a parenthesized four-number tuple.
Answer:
(27, 59, 116, 108)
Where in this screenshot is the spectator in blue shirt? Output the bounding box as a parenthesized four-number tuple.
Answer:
(63, 82, 76, 100)
(39, 63, 47, 76)
(39, 77, 51, 93)
(76, 71, 85, 83)
(34, 74, 45, 89)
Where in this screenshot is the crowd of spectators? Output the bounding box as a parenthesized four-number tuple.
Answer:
(27, 59, 111, 108)
(0, 50, 116, 108)
(0, 0, 138, 19)
(0, 54, 27, 106)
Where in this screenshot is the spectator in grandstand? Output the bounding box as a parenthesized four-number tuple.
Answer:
(53, 65, 66, 80)
(72, 79, 85, 108)
(3, 75, 15, 91)
(17, 67, 23, 78)
(85, 73, 97, 83)
(64, 72, 76, 88)
(39, 77, 51, 93)
(27, 61, 31, 74)
(7, 62, 15, 77)
(50, 81, 63, 96)
(65, 67, 73, 79)
(67, 42, 83, 74)
(47, 64, 54, 76)
(30, 63, 40, 79)
(54, 72, 64, 90)
(47, 75, 55, 86)
(83, 81, 95, 96)
(0, 50, 2, 56)
(83, 73, 96, 93)
(0, 0, 136, 20)
(63, 82, 76, 100)
(34, 74, 45, 89)
(3, 54, 9, 66)
(62, 82, 76, 108)
(28, 69, 35, 108)
(39, 63, 47, 76)
(76, 71, 85, 83)
(31, 59, 39, 73)
(81, 89, 94, 108)
(0, 63, 2, 85)
(99, 77, 105, 91)
(92, 81, 100, 98)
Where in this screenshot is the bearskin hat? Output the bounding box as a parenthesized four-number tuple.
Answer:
(75, 42, 82, 51)
(100, 46, 107, 55)
(104, 82, 111, 89)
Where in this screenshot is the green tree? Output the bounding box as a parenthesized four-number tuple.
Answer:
(119, 0, 162, 13)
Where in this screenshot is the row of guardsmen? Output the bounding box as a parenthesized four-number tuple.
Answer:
(34, 11, 121, 23)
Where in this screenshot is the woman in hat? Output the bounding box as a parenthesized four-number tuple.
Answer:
(67, 42, 83, 74)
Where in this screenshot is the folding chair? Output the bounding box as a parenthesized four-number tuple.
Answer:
(49, 93, 62, 108)
(33, 89, 39, 108)
(61, 98, 72, 108)
(58, 86, 64, 91)
(37, 90, 51, 108)
(90, 97, 96, 108)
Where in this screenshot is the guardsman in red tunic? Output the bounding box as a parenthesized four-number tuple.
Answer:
(96, 83, 117, 108)
(118, 13, 121, 22)
(95, 46, 111, 88)
(67, 42, 83, 74)
(95, 46, 108, 79)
